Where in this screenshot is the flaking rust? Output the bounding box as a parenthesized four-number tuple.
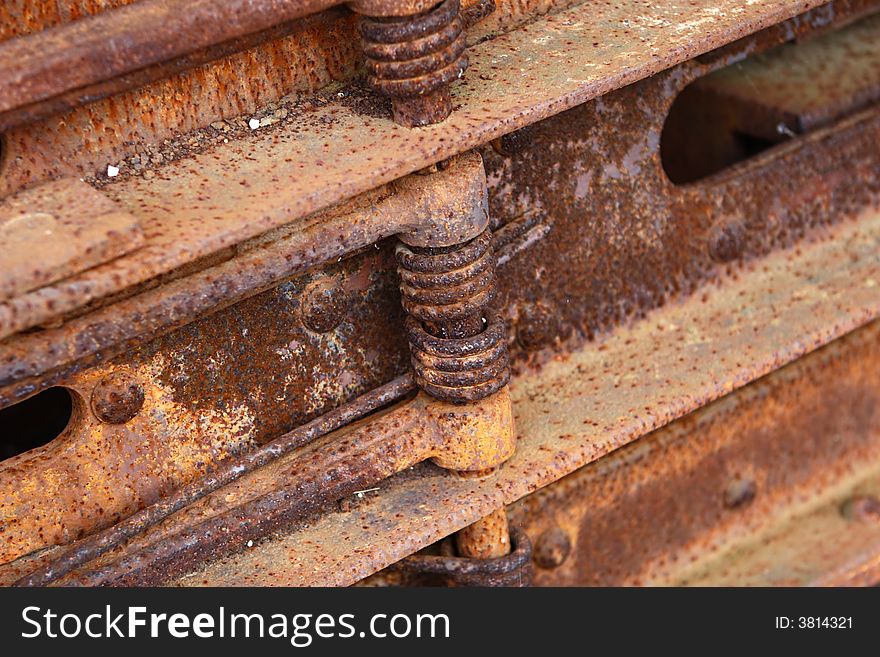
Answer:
(1, 0, 880, 588)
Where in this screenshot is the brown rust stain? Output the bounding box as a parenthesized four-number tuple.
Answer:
(0, 361, 256, 563)
(0, 1, 138, 41)
(0, 0, 580, 195)
(509, 320, 880, 585)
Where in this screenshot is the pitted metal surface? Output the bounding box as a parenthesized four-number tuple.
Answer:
(0, 0, 879, 589)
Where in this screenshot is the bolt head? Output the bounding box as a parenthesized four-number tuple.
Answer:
(533, 526, 571, 569)
(516, 302, 559, 351)
(90, 372, 145, 424)
(708, 216, 747, 263)
(723, 475, 757, 509)
(301, 279, 350, 333)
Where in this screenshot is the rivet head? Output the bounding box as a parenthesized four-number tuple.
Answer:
(301, 279, 350, 334)
(91, 372, 145, 424)
(533, 526, 571, 569)
(516, 302, 559, 351)
(840, 495, 880, 523)
(723, 475, 757, 509)
(707, 215, 747, 263)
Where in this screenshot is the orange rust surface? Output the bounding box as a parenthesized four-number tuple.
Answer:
(159, 207, 880, 586)
(1, 12, 362, 195)
(0, 0, 575, 195)
(0, 362, 256, 563)
(0, 3, 868, 362)
(428, 387, 516, 471)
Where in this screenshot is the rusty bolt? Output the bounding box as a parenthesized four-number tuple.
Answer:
(723, 475, 757, 509)
(90, 372, 145, 424)
(301, 279, 350, 333)
(358, 0, 469, 127)
(516, 302, 560, 351)
(707, 215, 747, 263)
(533, 526, 571, 569)
(840, 495, 880, 523)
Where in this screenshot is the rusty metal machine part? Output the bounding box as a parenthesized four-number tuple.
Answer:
(15, 375, 417, 587)
(11, 142, 516, 581)
(0, 152, 488, 403)
(359, 0, 469, 126)
(0, 0, 458, 131)
(0, 0, 879, 589)
(13, 387, 516, 586)
(0, 0, 493, 133)
(0, 152, 489, 566)
(145, 204, 880, 587)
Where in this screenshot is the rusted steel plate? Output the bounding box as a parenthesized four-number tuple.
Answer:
(0, 0, 342, 115)
(507, 321, 880, 585)
(0, 11, 362, 197)
(12, 375, 416, 584)
(148, 208, 880, 586)
(4, 6, 878, 409)
(1, 22, 877, 567)
(668, 470, 880, 586)
(0, 178, 143, 301)
(692, 12, 880, 142)
(0, 248, 412, 565)
(0, 0, 560, 196)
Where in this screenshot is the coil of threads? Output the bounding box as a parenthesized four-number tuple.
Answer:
(396, 229, 509, 403)
(359, 0, 468, 127)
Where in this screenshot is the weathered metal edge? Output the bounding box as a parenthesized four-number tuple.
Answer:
(170, 205, 880, 586)
(0, 1, 841, 341)
(663, 461, 880, 586)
